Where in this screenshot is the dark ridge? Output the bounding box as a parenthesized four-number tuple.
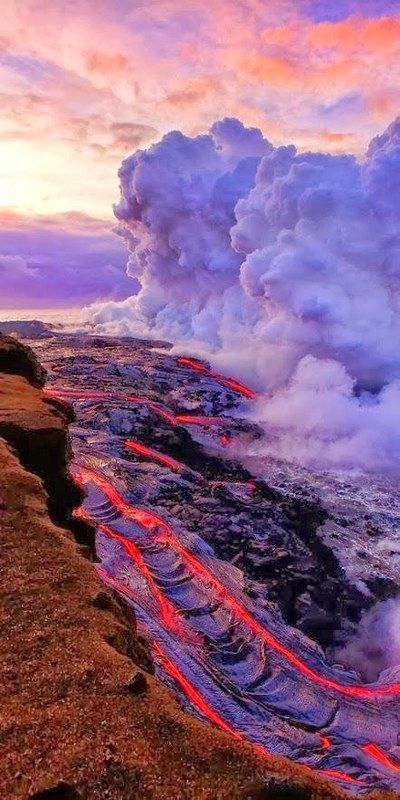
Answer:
(28, 784, 81, 800)
(0, 333, 46, 387)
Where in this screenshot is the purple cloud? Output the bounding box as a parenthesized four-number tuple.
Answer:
(0, 212, 135, 309)
(301, 0, 400, 21)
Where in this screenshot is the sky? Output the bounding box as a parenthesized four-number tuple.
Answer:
(0, 0, 399, 309)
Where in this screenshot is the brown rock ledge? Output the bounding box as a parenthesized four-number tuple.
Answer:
(0, 374, 81, 526)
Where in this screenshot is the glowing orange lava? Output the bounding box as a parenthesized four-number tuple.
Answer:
(320, 736, 331, 749)
(319, 769, 365, 786)
(362, 743, 400, 773)
(177, 356, 258, 399)
(88, 517, 186, 638)
(94, 537, 366, 791)
(152, 642, 364, 787)
(45, 388, 229, 430)
(75, 476, 370, 790)
(44, 387, 178, 426)
(75, 465, 400, 700)
(63, 353, 396, 791)
(152, 640, 244, 739)
(175, 414, 225, 427)
(125, 440, 185, 472)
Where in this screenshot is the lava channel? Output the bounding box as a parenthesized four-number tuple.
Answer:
(74, 464, 400, 700)
(176, 356, 258, 399)
(44, 386, 227, 430)
(76, 486, 372, 789)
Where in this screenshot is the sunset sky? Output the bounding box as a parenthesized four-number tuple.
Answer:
(1, 0, 399, 309)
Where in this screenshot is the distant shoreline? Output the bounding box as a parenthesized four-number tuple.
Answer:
(0, 307, 84, 324)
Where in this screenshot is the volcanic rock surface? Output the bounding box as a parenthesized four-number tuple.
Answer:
(22, 331, 400, 796)
(1, 441, 287, 800)
(33, 334, 399, 650)
(1, 330, 399, 799)
(1, 333, 363, 800)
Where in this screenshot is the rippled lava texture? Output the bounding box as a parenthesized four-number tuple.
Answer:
(0, 329, 398, 800)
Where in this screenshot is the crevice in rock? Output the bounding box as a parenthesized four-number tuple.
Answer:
(28, 783, 81, 800)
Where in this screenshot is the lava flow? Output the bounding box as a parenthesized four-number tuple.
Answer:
(125, 440, 185, 472)
(362, 744, 400, 773)
(177, 356, 258, 399)
(96, 522, 189, 640)
(44, 386, 227, 430)
(38, 336, 400, 795)
(175, 414, 226, 427)
(75, 464, 400, 701)
(96, 564, 366, 790)
(152, 641, 364, 789)
(44, 386, 178, 426)
(151, 639, 244, 741)
(74, 464, 400, 792)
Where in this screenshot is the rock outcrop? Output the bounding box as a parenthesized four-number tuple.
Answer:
(0, 333, 46, 387)
(0, 373, 82, 526)
(0, 318, 55, 339)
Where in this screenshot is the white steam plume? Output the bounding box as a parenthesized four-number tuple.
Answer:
(87, 116, 400, 472)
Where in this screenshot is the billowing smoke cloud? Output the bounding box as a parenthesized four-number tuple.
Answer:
(88, 116, 400, 472)
(90, 118, 271, 344)
(333, 598, 400, 683)
(246, 356, 400, 472)
(234, 121, 400, 389)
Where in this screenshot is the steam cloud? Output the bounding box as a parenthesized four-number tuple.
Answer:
(334, 598, 400, 683)
(88, 116, 400, 472)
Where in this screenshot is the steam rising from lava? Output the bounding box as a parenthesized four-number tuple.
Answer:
(335, 598, 400, 684)
(87, 116, 400, 472)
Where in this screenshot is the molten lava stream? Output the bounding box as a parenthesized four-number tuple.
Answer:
(160, 543, 400, 699)
(96, 568, 262, 751)
(44, 386, 227, 429)
(154, 639, 366, 787)
(77, 474, 400, 790)
(124, 440, 185, 472)
(318, 770, 365, 787)
(43, 387, 178, 426)
(74, 464, 400, 700)
(95, 564, 365, 789)
(175, 414, 227, 428)
(362, 744, 400, 773)
(152, 639, 244, 740)
(98, 522, 185, 637)
(320, 735, 331, 750)
(177, 356, 258, 399)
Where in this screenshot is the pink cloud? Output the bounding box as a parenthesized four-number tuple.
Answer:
(0, 209, 133, 309)
(1, 0, 399, 220)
